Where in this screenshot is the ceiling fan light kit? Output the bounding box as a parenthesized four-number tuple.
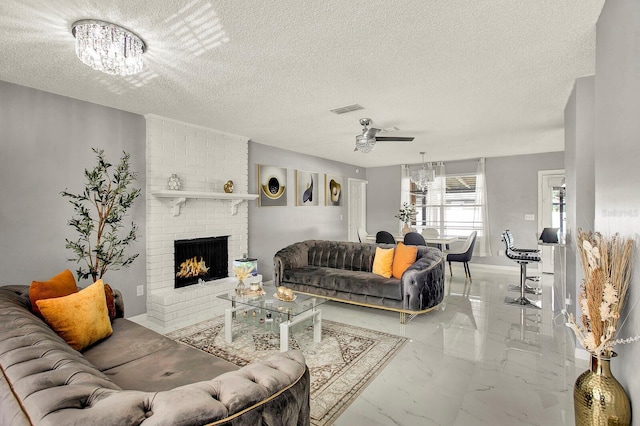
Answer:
(355, 134, 376, 153)
(354, 118, 415, 153)
(72, 19, 145, 76)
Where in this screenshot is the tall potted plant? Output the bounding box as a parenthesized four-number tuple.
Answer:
(61, 148, 141, 282)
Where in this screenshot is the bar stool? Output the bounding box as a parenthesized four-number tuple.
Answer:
(504, 230, 540, 253)
(502, 232, 541, 309)
(504, 230, 541, 294)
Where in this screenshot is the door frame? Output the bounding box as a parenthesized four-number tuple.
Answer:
(538, 169, 565, 273)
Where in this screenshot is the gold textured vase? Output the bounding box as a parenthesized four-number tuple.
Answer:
(574, 353, 630, 426)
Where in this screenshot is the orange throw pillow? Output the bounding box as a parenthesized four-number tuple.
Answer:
(36, 280, 113, 351)
(372, 247, 395, 278)
(392, 243, 418, 279)
(29, 269, 78, 318)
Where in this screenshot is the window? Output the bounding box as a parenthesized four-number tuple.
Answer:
(400, 159, 491, 256)
(408, 174, 484, 238)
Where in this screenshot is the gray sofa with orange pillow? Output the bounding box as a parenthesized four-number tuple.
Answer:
(0, 284, 310, 426)
(274, 240, 445, 323)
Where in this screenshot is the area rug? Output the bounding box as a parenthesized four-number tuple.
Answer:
(166, 316, 407, 425)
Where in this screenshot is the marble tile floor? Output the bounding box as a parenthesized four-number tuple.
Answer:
(130, 266, 586, 426)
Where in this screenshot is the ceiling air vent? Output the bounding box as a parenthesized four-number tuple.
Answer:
(330, 104, 364, 115)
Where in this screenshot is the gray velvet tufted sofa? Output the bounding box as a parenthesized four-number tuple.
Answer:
(0, 285, 310, 426)
(274, 240, 445, 323)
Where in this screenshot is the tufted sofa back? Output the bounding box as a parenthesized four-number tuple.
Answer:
(306, 240, 432, 272)
(281, 240, 428, 272)
(308, 241, 378, 271)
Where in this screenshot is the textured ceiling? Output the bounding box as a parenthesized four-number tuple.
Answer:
(0, 0, 604, 167)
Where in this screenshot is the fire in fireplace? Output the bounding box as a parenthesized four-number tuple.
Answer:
(174, 236, 228, 288)
(176, 257, 209, 278)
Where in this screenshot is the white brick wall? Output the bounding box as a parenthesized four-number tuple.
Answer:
(145, 114, 250, 328)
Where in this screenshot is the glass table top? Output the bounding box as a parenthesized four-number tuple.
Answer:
(217, 284, 329, 317)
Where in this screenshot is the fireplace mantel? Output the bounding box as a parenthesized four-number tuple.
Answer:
(152, 190, 258, 216)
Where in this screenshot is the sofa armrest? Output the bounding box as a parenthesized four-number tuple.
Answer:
(400, 248, 445, 311)
(274, 242, 311, 286)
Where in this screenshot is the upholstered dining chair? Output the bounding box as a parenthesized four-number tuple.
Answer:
(422, 228, 439, 238)
(446, 231, 477, 280)
(403, 232, 427, 246)
(375, 231, 397, 244)
(422, 227, 443, 249)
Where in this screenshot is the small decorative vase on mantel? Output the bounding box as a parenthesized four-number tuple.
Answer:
(167, 174, 181, 190)
(402, 223, 412, 235)
(574, 353, 630, 426)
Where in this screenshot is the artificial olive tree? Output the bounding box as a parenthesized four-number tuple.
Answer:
(61, 148, 141, 282)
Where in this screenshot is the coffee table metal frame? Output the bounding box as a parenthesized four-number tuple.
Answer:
(219, 286, 327, 352)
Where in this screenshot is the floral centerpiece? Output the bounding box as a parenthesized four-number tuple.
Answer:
(564, 229, 634, 357)
(395, 202, 416, 226)
(233, 264, 253, 295)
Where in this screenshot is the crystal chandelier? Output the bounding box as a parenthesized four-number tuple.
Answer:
(411, 152, 435, 192)
(355, 135, 375, 153)
(72, 20, 146, 76)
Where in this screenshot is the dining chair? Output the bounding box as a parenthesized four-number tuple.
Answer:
(357, 228, 369, 243)
(403, 232, 426, 246)
(375, 231, 397, 244)
(422, 227, 443, 249)
(446, 231, 477, 280)
(422, 228, 439, 238)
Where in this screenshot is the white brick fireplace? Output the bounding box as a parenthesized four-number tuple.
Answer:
(145, 115, 251, 329)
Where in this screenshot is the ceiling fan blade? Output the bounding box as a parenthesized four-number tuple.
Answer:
(375, 136, 415, 142)
(363, 127, 382, 138)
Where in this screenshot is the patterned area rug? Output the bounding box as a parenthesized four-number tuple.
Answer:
(166, 316, 407, 425)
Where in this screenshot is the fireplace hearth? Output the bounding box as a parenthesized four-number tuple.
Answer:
(174, 236, 228, 288)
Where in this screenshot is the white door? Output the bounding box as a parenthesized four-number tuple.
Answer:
(348, 178, 368, 242)
(538, 170, 565, 273)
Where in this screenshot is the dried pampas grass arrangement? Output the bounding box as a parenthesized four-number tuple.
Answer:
(565, 229, 635, 357)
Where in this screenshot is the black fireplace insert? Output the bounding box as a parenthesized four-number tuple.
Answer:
(174, 236, 228, 288)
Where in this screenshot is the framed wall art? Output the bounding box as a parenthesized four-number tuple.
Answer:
(325, 174, 343, 206)
(295, 170, 319, 206)
(257, 164, 287, 206)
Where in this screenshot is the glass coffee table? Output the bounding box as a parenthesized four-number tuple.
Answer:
(217, 285, 329, 351)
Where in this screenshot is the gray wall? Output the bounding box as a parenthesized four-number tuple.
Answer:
(0, 81, 147, 316)
(484, 152, 565, 266)
(365, 166, 402, 235)
(593, 0, 640, 412)
(248, 142, 362, 280)
(564, 76, 595, 319)
(366, 152, 564, 266)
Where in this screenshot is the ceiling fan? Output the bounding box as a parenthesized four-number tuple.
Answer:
(354, 118, 415, 153)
